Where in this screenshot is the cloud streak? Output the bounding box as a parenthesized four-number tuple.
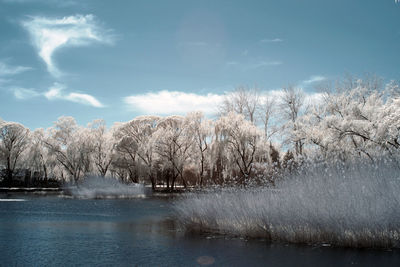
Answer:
(0, 62, 32, 76)
(12, 83, 104, 107)
(260, 38, 283, 43)
(226, 60, 283, 71)
(13, 87, 40, 99)
(44, 83, 104, 107)
(246, 61, 282, 69)
(21, 14, 113, 77)
(301, 75, 326, 86)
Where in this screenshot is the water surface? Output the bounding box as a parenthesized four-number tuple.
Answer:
(0, 194, 399, 266)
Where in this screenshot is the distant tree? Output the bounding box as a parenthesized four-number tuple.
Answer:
(258, 95, 278, 140)
(282, 150, 296, 172)
(219, 86, 260, 123)
(269, 143, 281, 169)
(280, 86, 305, 156)
(0, 121, 30, 186)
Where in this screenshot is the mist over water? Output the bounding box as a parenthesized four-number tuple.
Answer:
(174, 159, 400, 248)
(69, 176, 149, 199)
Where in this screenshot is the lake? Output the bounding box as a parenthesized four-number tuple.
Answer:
(0, 194, 399, 266)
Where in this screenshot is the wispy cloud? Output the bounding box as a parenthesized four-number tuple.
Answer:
(0, 62, 32, 76)
(247, 61, 282, 69)
(21, 14, 113, 77)
(226, 60, 282, 70)
(260, 38, 283, 43)
(44, 83, 104, 107)
(301, 75, 326, 86)
(226, 61, 239, 66)
(124, 90, 224, 115)
(11, 83, 104, 107)
(13, 87, 40, 99)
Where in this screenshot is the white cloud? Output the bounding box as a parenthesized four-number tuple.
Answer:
(13, 87, 40, 99)
(226, 60, 283, 70)
(0, 62, 32, 76)
(21, 14, 113, 77)
(246, 61, 282, 70)
(66, 92, 104, 107)
(260, 38, 283, 43)
(301, 75, 326, 86)
(124, 90, 224, 115)
(44, 83, 104, 107)
(11, 83, 104, 107)
(124, 89, 324, 116)
(44, 85, 62, 100)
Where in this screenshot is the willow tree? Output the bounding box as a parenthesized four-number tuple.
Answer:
(114, 116, 161, 188)
(0, 121, 30, 186)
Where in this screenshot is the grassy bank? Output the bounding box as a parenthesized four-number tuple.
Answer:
(174, 160, 400, 248)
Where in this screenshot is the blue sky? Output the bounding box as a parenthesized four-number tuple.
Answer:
(0, 0, 399, 129)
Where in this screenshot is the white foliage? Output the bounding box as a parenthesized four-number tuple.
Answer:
(0, 121, 30, 179)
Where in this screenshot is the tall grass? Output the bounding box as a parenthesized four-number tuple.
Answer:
(174, 159, 400, 248)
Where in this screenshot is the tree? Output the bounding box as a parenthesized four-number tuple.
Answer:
(153, 115, 193, 190)
(219, 86, 260, 123)
(44, 117, 93, 184)
(280, 86, 305, 156)
(0, 121, 30, 186)
(89, 119, 115, 177)
(215, 112, 264, 184)
(297, 77, 400, 162)
(27, 128, 50, 180)
(186, 112, 213, 186)
(258, 95, 278, 140)
(114, 116, 161, 188)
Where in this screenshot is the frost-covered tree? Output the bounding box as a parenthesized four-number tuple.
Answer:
(0, 121, 30, 185)
(153, 115, 193, 190)
(27, 128, 51, 180)
(215, 112, 265, 184)
(279, 86, 305, 156)
(186, 112, 213, 186)
(297, 78, 400, 162)
(88, 119, 115, 177)
(258, 95, 278, 140)
(114, 116, 161, 188)
(44, 117, 93, 184)
(219, 86, 260, 123)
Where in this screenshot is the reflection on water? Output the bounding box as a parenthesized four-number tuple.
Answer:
(0, 194, 399, 266)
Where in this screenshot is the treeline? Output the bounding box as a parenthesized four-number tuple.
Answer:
(1, 75, 400, 189)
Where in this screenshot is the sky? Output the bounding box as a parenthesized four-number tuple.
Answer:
(0, 0, 399, 129)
